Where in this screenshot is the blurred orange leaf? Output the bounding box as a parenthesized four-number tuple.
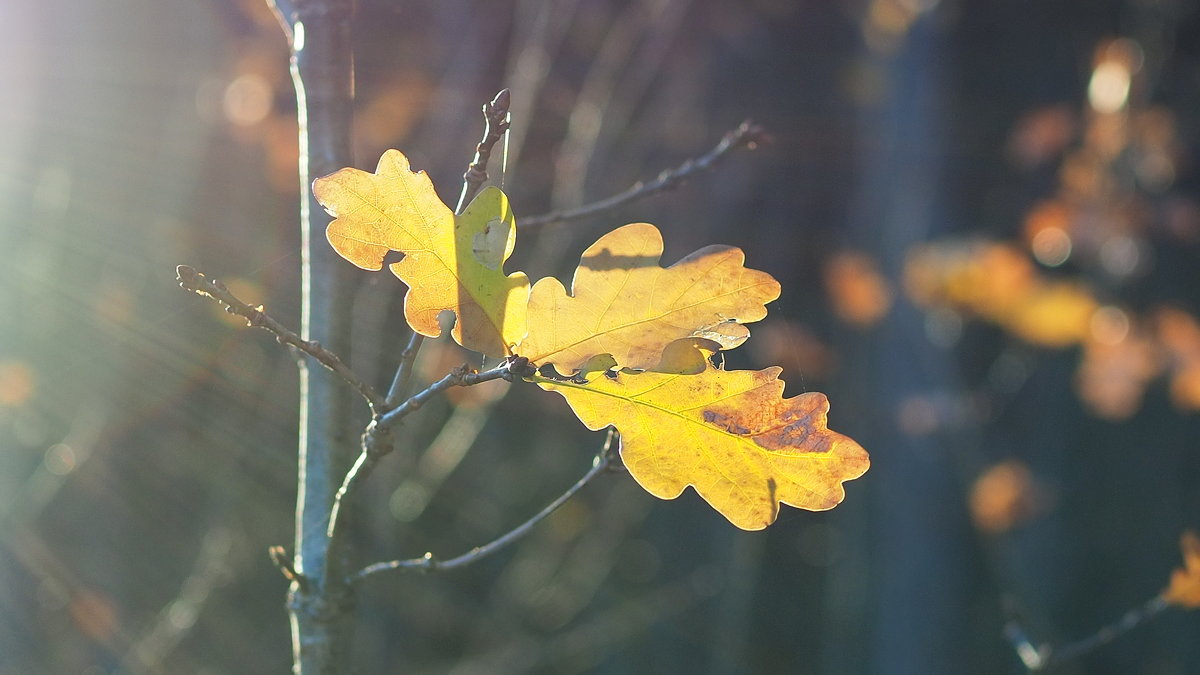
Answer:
(314, 150, 529, 357)
(1155, 307, 1200, 411)
(905, 242, 1097, 348)
(1163, 530, 1200, 608)
(969, 460, 1046, 533)
(1006, 284, 1098, 347)
(517, 223, 780, 372)
(824, 251, 892, 327)
(1076, 325, 1161, 420)
(537, 365, 869, 530)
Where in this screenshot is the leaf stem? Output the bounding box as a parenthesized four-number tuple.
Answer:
(349, 430, 619, 582)
(175, 265, 386, 413)
(520, 121, 767, 229)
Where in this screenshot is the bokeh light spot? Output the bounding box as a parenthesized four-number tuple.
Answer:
(1031, 226, 1072, 267)
(223, 73, 273, 127)
(1088, 61, 1131, 114)
(1090, 306, 1130, 346)
(43, 443, 77, 476)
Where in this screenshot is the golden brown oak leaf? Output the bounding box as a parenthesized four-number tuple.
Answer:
(537, 366, 869, 530)
(1163, 530, 1200, 608)
(313, 150, 528, 357)
(516, 223, 780, 372)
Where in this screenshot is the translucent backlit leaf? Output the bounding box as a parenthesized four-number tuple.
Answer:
(517, 223, 780, 372)
(536, 366, 869, 530)
(314, 150, 528, 357)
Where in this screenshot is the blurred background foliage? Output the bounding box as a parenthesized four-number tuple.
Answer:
(1, 0, 1199, 673)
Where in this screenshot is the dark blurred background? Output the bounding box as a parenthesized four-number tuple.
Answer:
(1, 0, 1199, 673)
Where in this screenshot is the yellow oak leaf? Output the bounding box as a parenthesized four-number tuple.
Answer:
(516, 223, 780, 372)
(536, 366, 869, 530)
(313, 150, 528, 357)
(1163, 530, 1200, 608)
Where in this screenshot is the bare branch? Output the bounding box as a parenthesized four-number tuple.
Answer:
(350, 430, 620, 582)
(456, 88, 513, 213)
(176, 265, 386, 413)
(1004, 595, 1170, 671)
(520, 121, 768, 229)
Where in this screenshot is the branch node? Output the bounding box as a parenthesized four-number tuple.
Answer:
(269, 546, 309, 592)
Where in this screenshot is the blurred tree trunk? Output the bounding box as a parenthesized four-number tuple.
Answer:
(835, 10, 981, 675)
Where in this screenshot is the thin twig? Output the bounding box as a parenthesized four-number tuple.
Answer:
(456, 88, 513, 213)
(121, 527, 236, 671)
(1004, 595, 1170, 671)
(326, 356, 537, 540)
(350, 430, 620, 582)
(385, 331, 425, 407)
(377, 357, 529, 429)
(176, 265, 386, 413)
(520, 120, 768, 229)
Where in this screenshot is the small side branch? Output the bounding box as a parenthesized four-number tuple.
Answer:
(385, 331, 424, 407)
(326, 356, 538, 541)
(176, 265, 386, 413)
(1005, 595, 1170, 671)
(376, 357, 534, 431)
(520, 120, 768, 229)
(455, 88, 513, 213)
(350, 430, 620, 582)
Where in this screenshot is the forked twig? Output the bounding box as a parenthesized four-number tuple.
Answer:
(520, 120, 767, 229)
(326, 356, 538, 541)
(350, 430, 620, 582)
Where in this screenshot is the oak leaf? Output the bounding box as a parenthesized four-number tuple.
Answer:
(313, 150, 528, 357)
(516, 223, 780, 372)
(1163, 530, 1200, 608)
(537, 365, 869, 530)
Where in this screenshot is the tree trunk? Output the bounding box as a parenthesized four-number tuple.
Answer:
(270, 1, 358, 672)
